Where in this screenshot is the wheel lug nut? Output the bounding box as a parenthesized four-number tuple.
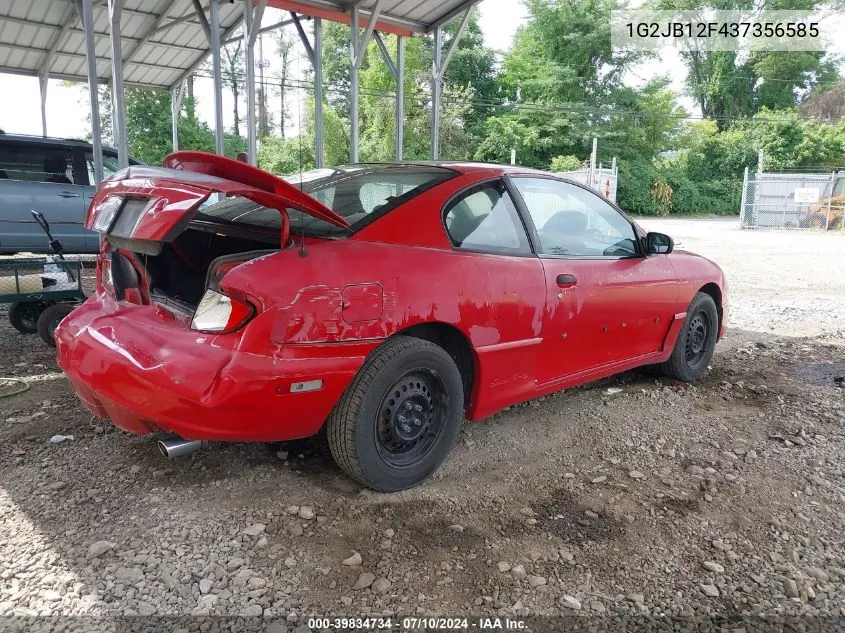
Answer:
(413, 419, 421, 426)
(414, 404, 423, 412)
(405, 402, 413, 410)
(402, 425, 412, 433)
(398, 415, 407, 424)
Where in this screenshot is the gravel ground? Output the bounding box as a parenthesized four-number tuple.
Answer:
(0, 219, 843, 631)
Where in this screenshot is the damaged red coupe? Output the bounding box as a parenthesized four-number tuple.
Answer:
(56, 152, 727, 491)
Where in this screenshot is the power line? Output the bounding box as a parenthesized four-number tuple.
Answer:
(192, 70, 838, 123)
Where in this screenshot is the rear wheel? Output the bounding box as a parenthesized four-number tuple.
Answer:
(8, 301, 48, 334)
(37, 303, 76, 347)
(656, 292, 719, 382)
(326, 336, 464, 492)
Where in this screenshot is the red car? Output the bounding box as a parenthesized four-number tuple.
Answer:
(56, 152, 727, 491)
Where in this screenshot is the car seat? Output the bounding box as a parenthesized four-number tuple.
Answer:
(44, 156, 72, 184)
(540, 210, 588, 255)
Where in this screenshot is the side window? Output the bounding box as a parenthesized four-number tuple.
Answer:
(511, 177, 638, 257)
(0, 144, 76, 184)
(834, 178, 845, 197)
(444, 181, 530, 255)
(86, 152, 121, 184)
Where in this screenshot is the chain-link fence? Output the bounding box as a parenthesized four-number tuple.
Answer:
(740, 168, 845, 230)
(555, 165, 619, 203)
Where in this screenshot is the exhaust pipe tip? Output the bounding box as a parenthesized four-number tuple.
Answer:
(158, 437, 206, 459)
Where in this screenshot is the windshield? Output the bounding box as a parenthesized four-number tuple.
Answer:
(195, 164, 456, 238)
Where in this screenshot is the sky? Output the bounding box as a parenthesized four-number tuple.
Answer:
(0, 0, 841, 145)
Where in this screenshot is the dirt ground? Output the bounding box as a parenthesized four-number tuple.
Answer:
(0, 219, 843, 632)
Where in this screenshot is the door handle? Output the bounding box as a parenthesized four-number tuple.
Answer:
(556, 274, 577, 288)
(57, 191, 80, 198)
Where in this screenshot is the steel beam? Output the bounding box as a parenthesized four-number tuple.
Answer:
(170, 17, 244, 91)
(39, 70, 49, 137)
(314, 17, 324, 168)
(427, 0, 481, 32)
(396, 35, 404, 160)
(172, 80, 185, 151)
(76, 0, 103, 185)
(108, 0, 129, 168)
(349, 0, 383, 163)
(123, 0, 178, 66)
(36, 3, 78, 80)
(210, 0, 224, 155)
(350, 4, 359, 163)
(431, 27, 442, 160)
(430, 7, 471, 160)
(374, 32, 403, 161)
(244, 0, 266, 165)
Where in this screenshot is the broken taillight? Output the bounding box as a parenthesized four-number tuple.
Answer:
(190, 290, 254, 333)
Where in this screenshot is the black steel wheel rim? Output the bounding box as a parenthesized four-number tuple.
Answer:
(685, 311, 710, 367)
(375, 370, 448, 468)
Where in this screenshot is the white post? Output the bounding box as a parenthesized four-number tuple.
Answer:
(77, 0, 103, 184)
(590, 137, 597, 188)
(431, 27, 442, 160)
(171, 81, 185, 151)
(314, 18, 324, 168)
(395, 35, 404, 160)
(510, 148, 516, 165)
(350, 5, 359, 163)
(210, 0, 224, 155)
(739, 166, 749, 228)
(108, 0, 128, 168)
(39, 71, 49, 137)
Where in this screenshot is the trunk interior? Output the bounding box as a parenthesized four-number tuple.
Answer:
(140, 225, 277, 308)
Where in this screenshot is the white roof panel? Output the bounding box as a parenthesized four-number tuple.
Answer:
(0, 0, 479, 90)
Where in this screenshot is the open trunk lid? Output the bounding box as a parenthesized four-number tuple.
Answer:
(85, 151, 348, 253)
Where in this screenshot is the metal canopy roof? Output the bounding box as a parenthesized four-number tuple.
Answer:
(265, 0, 478, 36)
(0, 0, 477, 91)
(2, 0, 242, 90)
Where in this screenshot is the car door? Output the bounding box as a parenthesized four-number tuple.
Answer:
(507, 176, 678, 385)
(0, 141, 87, 254)
(441, 179, 546, 417)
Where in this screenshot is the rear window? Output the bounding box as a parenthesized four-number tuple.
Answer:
(195, 164, 456, 237)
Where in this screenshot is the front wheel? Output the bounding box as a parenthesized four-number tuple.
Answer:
(656, 292, 719, 382)
(326, 336, 464, 492)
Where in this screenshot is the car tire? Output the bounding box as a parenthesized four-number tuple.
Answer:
(326, 335, 465, 492)
(8, 301, 48, 334)
(37, 303, 76, 347)
(656, 292, 719, 382)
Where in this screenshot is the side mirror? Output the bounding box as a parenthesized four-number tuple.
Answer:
(646, 231, 673, 254)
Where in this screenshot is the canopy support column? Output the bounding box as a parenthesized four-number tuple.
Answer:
(430, 7, 471, 160)
(108, 0, 128, 168)
(38, 70, 48, 137)
(244, 0, 266, 165)
(374, 32, 404, 160)
(291, 13, 324, 167)
(76, 0, 103, 184)
(395, 36, 404, 160)
(314, 18, 324, 167)
(349, 0, 383, 163)
(171, 80, 185, 151)
(210, 0, 224, 155)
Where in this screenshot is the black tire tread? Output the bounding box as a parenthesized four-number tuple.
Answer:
(657, 292, 718, 382)
(37, 303, 75, 347)
(326, 335, 461, 491)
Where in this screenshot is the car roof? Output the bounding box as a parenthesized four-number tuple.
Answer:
(0, 131, 114, 151)
(358, 160, 552, 176)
